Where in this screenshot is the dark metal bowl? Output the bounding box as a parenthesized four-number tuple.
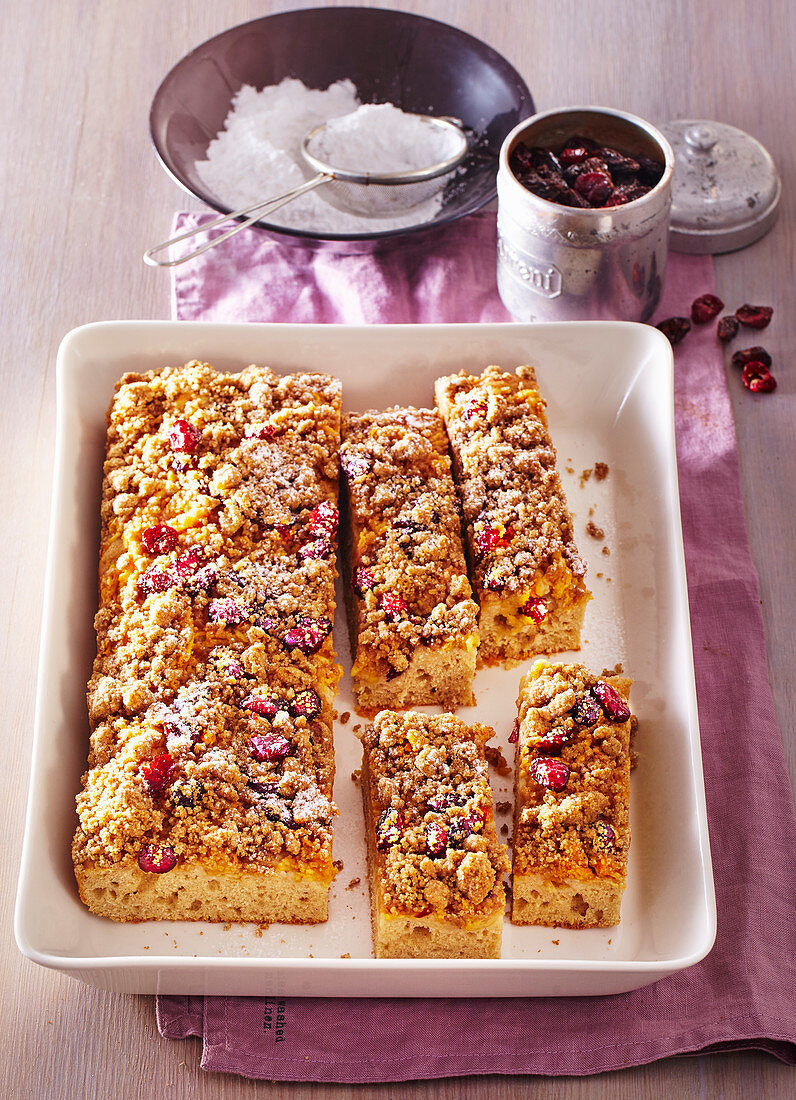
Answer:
(149, 7, 534, 250)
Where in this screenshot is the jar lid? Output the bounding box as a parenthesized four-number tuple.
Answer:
(660, 119, 781, 254)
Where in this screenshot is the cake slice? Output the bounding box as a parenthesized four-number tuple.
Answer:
(75, 361, 342, 924)
(435, 365, 590, 664)
(511, 659, 633, 928)
(360, 710, 509, 958)
(340, 407, 479, 713)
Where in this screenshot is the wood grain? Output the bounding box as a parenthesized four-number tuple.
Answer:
(1, 1, 793, 1096)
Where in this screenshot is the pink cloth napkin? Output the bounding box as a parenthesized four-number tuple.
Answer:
(159, 212, 796, 1080)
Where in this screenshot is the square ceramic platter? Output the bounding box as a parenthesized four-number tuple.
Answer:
(16, 320, 716, 997)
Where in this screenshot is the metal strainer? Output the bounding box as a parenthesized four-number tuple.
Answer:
(144, 113, 468, 267)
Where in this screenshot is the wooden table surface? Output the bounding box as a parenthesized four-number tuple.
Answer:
(2, 1, 793, 1096)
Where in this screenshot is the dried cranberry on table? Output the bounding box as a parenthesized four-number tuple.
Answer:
(741, 362, 777, 393)
(717, 315, 740, 342)
(656, 317, 691, 345)
(735, 304, 773, 330)
(731, 346, 772, 369)
(691, 294, 724, 324)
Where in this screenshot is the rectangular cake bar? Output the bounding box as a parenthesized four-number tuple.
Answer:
(73, 361, 343, 923)
(360, 710, 509, 958)
(511, 659, 633, 929)
(340, 407, 479, 713)
(435, 365, 590, 664)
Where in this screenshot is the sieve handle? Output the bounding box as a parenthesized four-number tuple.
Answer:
(143, 173, 334, 268)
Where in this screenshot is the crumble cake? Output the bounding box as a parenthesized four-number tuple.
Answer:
(359, 710, 509, 958)
(340, 407, 479, 713)
(434, 365, 590, 664)
(511, 659, 633, 928)
(73, 361, 342, 923)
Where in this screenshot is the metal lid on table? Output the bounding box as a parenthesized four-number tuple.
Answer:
(660, 119, 781, 254)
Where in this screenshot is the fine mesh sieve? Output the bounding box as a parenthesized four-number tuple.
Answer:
(144, 113, 468, 267)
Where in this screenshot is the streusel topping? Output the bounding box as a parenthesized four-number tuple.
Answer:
(362, 711, 509, 921)
(514, 660, 632, 880)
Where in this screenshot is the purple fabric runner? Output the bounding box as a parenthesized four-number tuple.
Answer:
(159, 212, 796, 1080)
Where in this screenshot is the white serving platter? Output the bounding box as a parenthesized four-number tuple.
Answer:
(15, 320, 716, 997)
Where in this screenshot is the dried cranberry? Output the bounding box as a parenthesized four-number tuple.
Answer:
(141, 524, 178, 555)
(283, 616, 332, 655)
(735, 304, 773, 330)
(138, 845, 177, 873)
(483, 561, 511, 592)
(376, 808, 403, 849)
(573, 170, 614, 205)
(244, 422, 275, 440)
(425, 821, 449, 857)
(717, 315, 740, 342)
(169, 419, 201, 453)
(299, 537, 332, 561)
(170, 777, 205, 809)
(448, 808, 485, 846)
(536, 728, 571, 753)
(340, 451, 369, 479)
(593, 680, 631, 721)
(426, 790, 467, 811)
(530, 756, 570, 791)
(508, 719, 519, 744)
(219, 657, 245, 680)
(260, 795, 293, 827)
(308, 501, 339, 537)
(732, 346, 772, 369)
(139, 564, 176, 596)
(141, 751, 175, 794)
(249, 732, 291, 762)
(474, 524, 514, 555)
(242, 694, 289, 718)
(208, 598, 246, 625)
(380, 592, 407, 619)
(636, 154, 664, 187)
(173, 547, 205, 581)
(462, 397, 488, 421)
(353, 567, 376, 595)
(188, 562, 218, 593)
(598, 146, 640, 178)
(609, 182, 649, 206)
(290, 689, 321, 720)
(518, 597, 548, 623)
(691, 294, 724, 324)
(656, 316, 691, 345)
(572, 689, 602, 726)
(742, 362, 777, 393)
(591, 820, 617, 852)
(559, 144, 590, 167)
(249, 780, 279, 797)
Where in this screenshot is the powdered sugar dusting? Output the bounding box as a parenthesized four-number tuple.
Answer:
(196, 78, 453, 234)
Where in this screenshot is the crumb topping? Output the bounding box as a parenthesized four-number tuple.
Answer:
(513, 660, 632, 881)
(341, 408, 479, 677)
(75, 362, 342, 874)
(435, 366, 588, 607)
(362, 711, 509, 921)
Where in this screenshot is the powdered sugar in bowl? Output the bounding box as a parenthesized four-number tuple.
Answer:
(148, 8, 533, 249)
